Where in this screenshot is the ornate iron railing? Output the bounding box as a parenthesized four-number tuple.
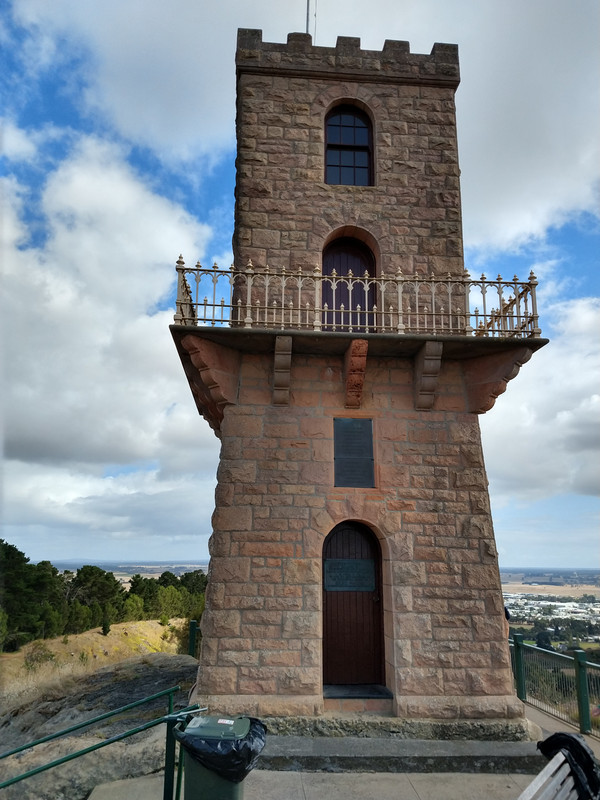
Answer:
(173, 257, 542, 339)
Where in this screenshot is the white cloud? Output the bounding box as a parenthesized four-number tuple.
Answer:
(454, 1, 600, 250)
(2, 1, 598, 564)
(2, 130, 220, 558)
(480, 296, 600, 504)
(3, 459, 217, 536)
(9, 0, 599, 251)
(1, 118, 37, 160)
(3, 134, 213, 462)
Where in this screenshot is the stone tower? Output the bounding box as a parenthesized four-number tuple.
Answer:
(171, 30, 546, 725)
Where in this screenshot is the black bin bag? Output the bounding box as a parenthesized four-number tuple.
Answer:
(174, 715, 267, 783)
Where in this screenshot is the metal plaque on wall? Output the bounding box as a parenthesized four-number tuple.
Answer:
(333, 418, 374, 487)
(324, 558, 376, 592)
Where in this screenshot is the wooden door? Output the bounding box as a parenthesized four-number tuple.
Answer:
(322, 239, 375, 331)
(323, 522, 383, 685)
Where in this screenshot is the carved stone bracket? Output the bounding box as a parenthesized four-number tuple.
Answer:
(463, 347, 533, 414)
(179, 335, 240, 432)
(414, 341, 443, 410)
(273, 335, 292, 405)
(344, 339, 368, 408)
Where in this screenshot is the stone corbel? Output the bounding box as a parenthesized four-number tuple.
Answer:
(344, 339, 368, 408)
(414, 341, 443, 410)
(463, 347, 533, 414)
(179, 335, 240, 432)
(273, 335, 292, 405)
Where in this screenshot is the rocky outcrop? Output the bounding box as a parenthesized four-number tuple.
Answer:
(0, 653, 198, 800)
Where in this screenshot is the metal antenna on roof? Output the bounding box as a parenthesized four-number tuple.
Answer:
(305, 0, 318, 42)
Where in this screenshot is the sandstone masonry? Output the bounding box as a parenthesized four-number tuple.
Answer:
(171, 30, 546, 723)
(234, 30, 463, 277)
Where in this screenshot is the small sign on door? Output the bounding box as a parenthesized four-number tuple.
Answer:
(324, 558, 375, 592)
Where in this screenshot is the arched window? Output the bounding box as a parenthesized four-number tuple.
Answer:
(322, 238, 376, 330)
(325, 106, 373, 186)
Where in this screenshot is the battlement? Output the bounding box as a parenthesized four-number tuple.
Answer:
(236, 29, 459, 88)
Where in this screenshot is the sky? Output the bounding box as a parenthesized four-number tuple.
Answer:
(1, 0, 599, 569)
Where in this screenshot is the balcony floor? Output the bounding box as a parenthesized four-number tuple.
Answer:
(170, 324, 549, 360)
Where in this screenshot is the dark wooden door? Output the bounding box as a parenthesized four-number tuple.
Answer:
(323, 522, 383, 685)
(322, 239, 375, 330)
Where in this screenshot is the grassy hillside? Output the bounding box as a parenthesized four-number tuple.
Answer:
(0, 618, 187, 703)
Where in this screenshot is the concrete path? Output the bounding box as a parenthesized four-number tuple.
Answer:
(88, 708, 600, 800)
(90, 770, 537, 800)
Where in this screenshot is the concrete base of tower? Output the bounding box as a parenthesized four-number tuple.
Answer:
(190, 690, 536, 741)
(263, 712, 541, 742)
(189, 698, 539, 743)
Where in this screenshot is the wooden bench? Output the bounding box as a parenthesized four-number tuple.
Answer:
(518, 751, 579, 800)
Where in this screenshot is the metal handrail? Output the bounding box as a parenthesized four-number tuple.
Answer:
(173, 257, 542, 340)
(0, 686, 180, 761)
(510, 635, 600, 738)
(1, 714, 171, 789)
(0, 685, 202, 800)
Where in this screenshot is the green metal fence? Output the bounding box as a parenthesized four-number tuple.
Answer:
(0, 685, 202, 800)
(188, 618, 201, 659)
(510, 634, 600, 738)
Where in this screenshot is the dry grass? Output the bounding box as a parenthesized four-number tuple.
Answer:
(0, 618, 186, 705)
(501, 582, 598, 598)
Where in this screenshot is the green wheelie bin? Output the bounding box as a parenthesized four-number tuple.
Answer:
(174, 715, 265, 800)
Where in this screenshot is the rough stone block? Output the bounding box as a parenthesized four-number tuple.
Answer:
(282, 611, 320, 637)
(202, 610, 241, 638)
(212, 507, 253, 531)
(285, 558, 321, 584)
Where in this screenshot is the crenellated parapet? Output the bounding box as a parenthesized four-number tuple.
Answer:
(236, 29, 459, 88)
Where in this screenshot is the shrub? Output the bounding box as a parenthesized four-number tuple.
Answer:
(24, 641, 55, 671)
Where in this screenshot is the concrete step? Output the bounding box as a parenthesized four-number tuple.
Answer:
(260, 735, 544, 773)
(88, 737, 545, 800)
(87, 708, 600, 800)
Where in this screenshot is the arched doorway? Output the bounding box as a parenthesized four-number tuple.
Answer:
(322, 238, 376, 331)
(323, 521, 384, 686)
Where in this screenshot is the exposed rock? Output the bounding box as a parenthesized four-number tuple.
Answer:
(0, 653, 198, 800)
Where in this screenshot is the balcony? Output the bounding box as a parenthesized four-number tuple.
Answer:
(173, 256, 542, 340)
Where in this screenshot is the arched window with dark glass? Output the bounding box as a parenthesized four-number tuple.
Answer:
(325, 106, 373, 186)
(322, 238, 376, 331)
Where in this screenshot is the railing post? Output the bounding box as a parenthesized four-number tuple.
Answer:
(244, 261, 254, 327)
(163, 718, 177, 800)
(573, 649, 592, 734)
(174, 255, 186, 324)
(463, 270, 472, 335)
(313, 266, 322, 331)
(513, 633, 527, 701)
(188, 619, 197, 658)
(395, 267, 405, 333)
(528, 270, 541, 337)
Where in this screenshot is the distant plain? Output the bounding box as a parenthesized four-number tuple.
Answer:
(501, 582, 598, 597)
